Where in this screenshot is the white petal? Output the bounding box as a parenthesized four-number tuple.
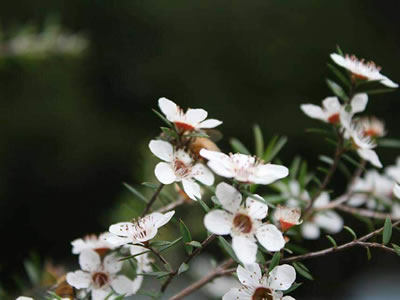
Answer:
(330, 53, 347, 68)
(111, 275, 142, 296)
(79, 250, 101, 272)
(91, 288, 111, 300)
(394, 184, 400, 199)
(350, 93, 368, 113)
(282, 297, 296, 300)
(186, 108, 208, 124)
(246, 196, 268, 220)
(252, 164, 289, 185)
(149, 140, 174, 162)
(109, 222, 133, 237)
(322, 97, 341, 114)
(199, 119, 223, 128)
(268, 264, 296, 291)
(357, 149, 382, 168)
(200, 149, 235, 178)
(66, 270, 91, 289)
(204, 210, 233, 235)
(103, 253, 123, 274)
(223, 288, 251, 300)
(313, 192, 330, 208)
(16, 298, 34, 300)
(216, 182, 242, 213)
(379, 75, 398, 88)
(232, 236, 257, 264)
(301, 222, 320, 239)
(314, 211, 343, 234)
(155, 162, 177, 184)
(300, 104, 327, 121)
(347, 194, 367, 206)
(236, 264, 261, 287)
(152, 210, 175, 228)
(182, 179, 201, 200)
(256, 224, 285, 252)
(192, 163, 215, 186)
(158, 97, 179, 121)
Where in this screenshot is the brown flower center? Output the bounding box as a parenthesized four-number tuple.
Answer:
(174, 159, 191, 178)
(328, 113, 340, 124)
(92, 272, 109, 288)
(252, 287, 274, 300)
(233, 213, 252, 234)
(174, 121, 195, 131)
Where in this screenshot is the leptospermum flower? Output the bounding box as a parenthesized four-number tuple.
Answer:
(149, 140, 214, 200)
(200, 150, 289, 185)
(394, 183, 400, 199)
(71, 232, 119, 255)
(107, 211, 175, 246)
(158, 97, 222, 131)
(128, 245, 153, 273)
(223, 263, 296, 300)
(66, 250, 142, 300)
(300, 94, 367, 124)
(275, 180, 310, 208)
(273, 206, 302, 232)
(358, 116, 386, 138)
(301, 192, 343, 240)
(330, 53, 398, 88)
(204, 182, 285, 264)
(385, 157, 400, 181)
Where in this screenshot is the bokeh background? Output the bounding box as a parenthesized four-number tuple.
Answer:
(1, 0, 400, 299)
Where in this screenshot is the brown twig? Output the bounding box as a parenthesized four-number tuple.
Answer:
(141, 183, 164, 217)
(147, 245, 172, 271)
(169, 259, 234, 300)
(161, 234, 217, 292)
(157, 197, 185, 213)
(336, 204, 400, 220)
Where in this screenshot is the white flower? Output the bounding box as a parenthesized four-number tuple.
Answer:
(358, 116, 386, 138)
(66, 250, 142, 300)
(330, 53, 398, 88)
(149, 140, 214, 200)
(301, 192, 343, 240)
(223, 263, 296, 300)
(273, 206, 302, 232)
(107, 211, 175, 246)
(204, 183, 285, 264)
(128, 245, 153, 273)
(394, 183, 400, 199)
(158, 97, 222, 131)
(348, 170, 394, 209)
(200, 150, 289, 185)
(17, 297, 69, 300)
(385, 157, 400, 181)
(275, 180, 310, 208)
(72, 232, 120, 255)
(300, 94, 367, 124)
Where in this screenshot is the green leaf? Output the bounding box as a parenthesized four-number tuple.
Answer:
(123, 182, 148, 203)
(180, 219, 193, 255)
(378, 138, 400, 149)
(327, 63, 351, 89)
(210, 195, 221, 206)
(383, 216, 392, 245)
(187, 241, 202, 248)
(230, 138, 251, 155)
(319, 155, 334, 165)
(391, 243, 400, 256)
(178, 262, 189, 275)
(198, 197, 210, 212)
(137, 271, 170, 278)
(253, 124, 264, 158)
(293, 262, 314, 280)
(336, 45, 344, 56)
(326, 79, 349, 101)
(305, 128, 333, 136)
(184, 132, 210, 138)
(263, 136, 288, 162)
(366, 247, 372, 260)
(268, 252, 280, 273)
(152, 109, 173, 128)
(326, 235, 337, 247)
(366, 88, 397, 95)
(218, 237, 240, 263)
(342, 154, 366, 170)
(158, 237, 183, 253)
(284, 282, 303, 294)
(142, 182, 159, 190)
(160, 126, 179, 139)
(119, 250, 151, 261)
(290, 156, 301, 180)
(343, 226, 357, 240)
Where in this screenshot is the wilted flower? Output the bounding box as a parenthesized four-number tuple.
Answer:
(223, 263, 296, 300)
(107, 211, 175, 246)
(274, 206, 302, 232)
(301, 192, 343, 240)
(358, 116, 386, 138)
(66, 250, 142, 300)
(204, 183, 285, 264)
(200, 150, 288, 184)
(149, 140, 214, 200)
(330, 53, 398, 88)
(158, 97, 222, 131)
(71, 232, 119, 255)
(300, 94, 367, 124)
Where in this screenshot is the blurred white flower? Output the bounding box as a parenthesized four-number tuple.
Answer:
(71, 232, 120, 255)
(385, 157, 400, 182)
(330, 53, 398, 88)
(17, 297, 69, 300)
(301, 192, 343, 240)
(128, 245, 153, 273)
(149, 140, 214, 200)
(107, 211, 174, 246)
(66, 250, 142, 300)
(158, 97, 222, 131)
(300, 94, 367, 124)
(275, 180, 310, 207)
(204, 183, 285, 264)
(274, 206, 302, 232)
(200, 150, 288, 185)
(223, 263, 296, 300)
(358, 116, 386, 138)
(394, 183, 400, 199)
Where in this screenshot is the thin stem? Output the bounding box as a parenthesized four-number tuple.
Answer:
(157, 197, 185, 213)
(147, 245, 172, 271)
(336, 204, 399, 220)
(161, 234, 217, 292)
(141, 183, 164, 217)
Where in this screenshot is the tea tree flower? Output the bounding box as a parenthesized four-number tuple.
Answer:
(301, 192, 343, 240)
(274, 206, 302, 232)
(200, 150, 288, 184)
(358, 116, 386, 138)
(66, 250, 142, 300)
(204, 183, 285, 264)
(385, 157, 400, 181)
(330, 53, 398, 88)
(394, 183, 400, 199)
(149, 140, 214, 200)
(129, 245, 153, 273)
(300, 94, 367, 124)
(107, 211, 175, 246)
(275, 180, 310, 208)
(223, 263, 296, 300)
(158, 97, 222, 131)
(71, 232, 119, 255)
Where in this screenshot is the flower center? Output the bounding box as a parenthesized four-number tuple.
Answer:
(233, 213, 252, 234)
(174, 121, 195, 131)
(327, 113, 340, 124)
(174, 159, 191, 178)
(252, 287, 274, 300)
(95, 247, 110, 257)
(364, 129, 378, 137)
(130, 217, 153, 241)
(92, 272, 109, 288)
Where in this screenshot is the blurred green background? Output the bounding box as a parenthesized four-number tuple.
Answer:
(1, 0, 400, 299)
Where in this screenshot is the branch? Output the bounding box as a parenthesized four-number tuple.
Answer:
(147, 245, 172, 271)
(157, 197, 185, 213)
(161, 234, 217, 292)
(169, 259, 234, 300)
(336, 204, 400, 220)
(141, 183, 164, 217)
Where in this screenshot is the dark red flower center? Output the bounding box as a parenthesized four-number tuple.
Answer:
(328, 113, 340, 124)
(92, 272, 109, 287)
(233, 213, 252, 234)
(252, 287, 274, 300)
(174, 121, 195, 131)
